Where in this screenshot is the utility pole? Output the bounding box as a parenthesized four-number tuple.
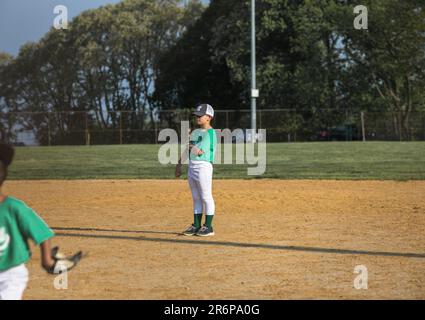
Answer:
(250, 0, 258, 143)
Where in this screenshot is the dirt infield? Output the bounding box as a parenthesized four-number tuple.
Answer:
(3, 180, 425, 299)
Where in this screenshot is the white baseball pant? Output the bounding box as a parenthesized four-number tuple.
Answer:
(0, 264, 29, 300)
(188, 160, 215, 215)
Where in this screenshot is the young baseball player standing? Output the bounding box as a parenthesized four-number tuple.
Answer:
(0, 142, 81, 300)
(175, 104, 217, 237)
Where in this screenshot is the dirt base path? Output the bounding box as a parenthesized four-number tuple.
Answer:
(4, 180, 425, 299)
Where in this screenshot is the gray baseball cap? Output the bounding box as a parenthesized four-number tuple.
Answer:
(192, 104, 214, 118)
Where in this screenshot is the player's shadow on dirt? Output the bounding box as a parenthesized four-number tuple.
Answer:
(52, 226, 181, 236)
(53, 228, 425, 260)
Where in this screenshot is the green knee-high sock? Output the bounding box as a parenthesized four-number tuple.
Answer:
(194, 214, 202, 228)
(205, 215, 214, 228)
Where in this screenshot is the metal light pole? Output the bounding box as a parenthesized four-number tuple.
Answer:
(250, 0, 258, 143)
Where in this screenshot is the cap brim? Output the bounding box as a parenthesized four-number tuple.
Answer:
(192, 111, 205, 116)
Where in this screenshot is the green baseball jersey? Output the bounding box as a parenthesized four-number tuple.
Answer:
(0, 196, 54, 271)
(189, 128, 217, 163)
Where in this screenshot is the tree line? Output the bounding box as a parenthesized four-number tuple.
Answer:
(0, 0, 424, 144)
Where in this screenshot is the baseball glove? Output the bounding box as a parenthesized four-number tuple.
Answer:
(46, 246, 83, 275)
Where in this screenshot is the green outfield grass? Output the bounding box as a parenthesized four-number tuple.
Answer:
(7, 142, 425, 180)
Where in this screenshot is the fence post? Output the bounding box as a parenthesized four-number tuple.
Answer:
(422, 112, 425, 141)
(345, 109, 349, 141)
(85, 112, 90, 146)
(259, 110, 262, 129)
(119, 111, 123, 145)
(361, 111, 366, 142)
(154, 120, 158, 144)
(226, 111, 229, 129)
(48, 113, 52, 146)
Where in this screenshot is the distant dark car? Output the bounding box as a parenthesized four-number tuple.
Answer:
(13, 142, 26, 146)
(315, 124, 359, 141)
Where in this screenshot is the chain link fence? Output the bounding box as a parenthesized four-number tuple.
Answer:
(6, 109, 425, 146)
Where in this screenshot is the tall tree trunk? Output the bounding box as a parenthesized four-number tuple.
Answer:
(393, 114, 399, 140)
(402, 76, 413, 141)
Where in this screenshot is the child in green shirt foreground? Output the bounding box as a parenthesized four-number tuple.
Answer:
(0, 142, 82, 300)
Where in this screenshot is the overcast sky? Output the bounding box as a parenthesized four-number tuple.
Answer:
(0, 0, 209, 56)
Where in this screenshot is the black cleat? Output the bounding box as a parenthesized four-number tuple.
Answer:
(183, 224, 200, 236)
(196, 225, 215, 237)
